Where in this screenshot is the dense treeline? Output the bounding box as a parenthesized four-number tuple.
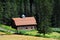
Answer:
(52, 0, 60, 27)
(0, 0, 60, 34)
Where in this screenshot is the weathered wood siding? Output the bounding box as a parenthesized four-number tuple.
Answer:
(17, 25, 36, 30)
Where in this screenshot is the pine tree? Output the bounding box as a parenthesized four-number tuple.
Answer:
(35, 0, 54, 36)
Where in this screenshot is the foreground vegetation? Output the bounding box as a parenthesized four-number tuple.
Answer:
(0, 24, 60, 40)
(17, 30, 60, 39)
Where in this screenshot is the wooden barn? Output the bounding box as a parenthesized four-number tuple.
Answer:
(12, 17, 37, 30)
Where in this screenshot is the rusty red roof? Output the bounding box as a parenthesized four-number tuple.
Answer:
(12, 17, 37, 26)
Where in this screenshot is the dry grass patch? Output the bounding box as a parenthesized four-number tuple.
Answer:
(0, 35, 57, 40)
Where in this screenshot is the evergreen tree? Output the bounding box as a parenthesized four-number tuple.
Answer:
(35, 0, 53, 36)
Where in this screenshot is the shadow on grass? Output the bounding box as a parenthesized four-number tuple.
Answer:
(35, 34, 50, 38)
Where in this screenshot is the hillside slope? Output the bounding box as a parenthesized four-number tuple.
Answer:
(0, 24, 16, 34)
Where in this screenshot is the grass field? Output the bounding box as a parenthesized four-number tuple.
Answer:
(0, 32, 57, 40)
